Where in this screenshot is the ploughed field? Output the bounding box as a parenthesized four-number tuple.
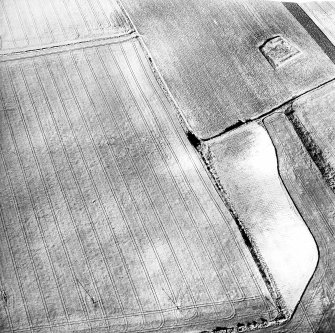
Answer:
(121, 0, 335, 139)
(0, 38, 278, 332)
(0, 0, 132, 51)
(298, 1, 335, 47)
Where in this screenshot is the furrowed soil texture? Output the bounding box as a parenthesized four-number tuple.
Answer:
(299, 1, 335, 47)
(121, 0, 335, 139)
(0, 38, 279, 332)
(263, 113, 335, 333)
(0, 0, 132, 52)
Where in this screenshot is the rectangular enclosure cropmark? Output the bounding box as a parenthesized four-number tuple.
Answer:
(260, 36, 301, 68)
(121, 0, 335, 139)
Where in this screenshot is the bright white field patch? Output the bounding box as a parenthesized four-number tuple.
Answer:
(0, 0, 132, 52)
(264, 112, 335, 333)
(0, 39, 278, 332)
(299, 2, 335, 46)
(207, 123, 318, 313)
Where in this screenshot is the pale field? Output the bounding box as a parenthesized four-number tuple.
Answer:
(205, 123, 318, 315)
(0, 0, 132, 52)
(0, 38, 279, 332)
(121, 0, 335, 139)
(299, 1, 335, 46)
(264, 113, 335, 333)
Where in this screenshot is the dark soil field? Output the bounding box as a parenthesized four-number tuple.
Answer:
(121, 0, 335, 139)
(286, 81, 335, 193)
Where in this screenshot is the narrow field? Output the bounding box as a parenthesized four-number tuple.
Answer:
(0, 39, 277, 333)
(264, 113, 335, 333)
(299, 1, 335, 46)
(286, 81, 335, 193)
(0, 0, 132, 52)
(121, 0, 335, 139)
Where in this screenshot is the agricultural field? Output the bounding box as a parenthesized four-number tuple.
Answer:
(121, 0, 335, 139)
(0, 0, 132, 52)
(0, 36, 281, 332)
(299, 1, 335, 47)
(263, 112, 335, 333)
(285, 81, 335, 193)
(1, 0, 335, 332)
(201, 122, 318, 316)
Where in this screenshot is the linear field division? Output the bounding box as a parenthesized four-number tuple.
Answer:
(286, 81, 335, 193)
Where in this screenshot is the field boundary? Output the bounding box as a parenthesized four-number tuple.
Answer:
(125, 18, 335, 333)
(0, 31, 138, 62)
(116, 2, 292, 332)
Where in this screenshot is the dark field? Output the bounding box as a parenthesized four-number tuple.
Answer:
(121, 0, 335, 139)
(287, 81, 335, 193)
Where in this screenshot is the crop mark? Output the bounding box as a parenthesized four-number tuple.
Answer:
(1, 289, 8, 306)
(162, 288, 181, 311)
(259, 36, 301, 69)
(76, 278, 98, 307)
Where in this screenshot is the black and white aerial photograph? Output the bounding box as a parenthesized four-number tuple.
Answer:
(0, 0, 335, 332)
